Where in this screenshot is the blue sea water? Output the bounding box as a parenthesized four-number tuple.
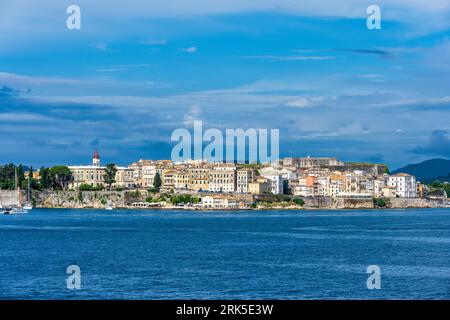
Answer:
(1, 208, 450, 300)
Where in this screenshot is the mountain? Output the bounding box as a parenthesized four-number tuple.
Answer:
(392, 158, 450, 182)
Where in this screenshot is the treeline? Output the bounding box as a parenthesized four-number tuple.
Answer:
(0, 164, 73, 190)
(429, 181, 450, 197)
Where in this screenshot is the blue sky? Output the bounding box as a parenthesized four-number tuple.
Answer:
(0, 0, 450, 169)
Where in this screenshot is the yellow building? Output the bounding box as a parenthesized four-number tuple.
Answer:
(248, 177, 271, 195)
(189, 167, 209, 191)
(174, 170, 190, 190)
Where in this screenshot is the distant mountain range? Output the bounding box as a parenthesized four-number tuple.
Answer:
(392, 158, 450, 182)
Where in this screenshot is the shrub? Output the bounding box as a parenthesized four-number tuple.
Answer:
(374, 198, 387, 207)
(79, 183, 104, 191)
(293, 198, 305, 206)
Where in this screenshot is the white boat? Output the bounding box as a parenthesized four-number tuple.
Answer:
(21, 176, 33, 211)
(23, 203, 33, 210)
(1, 207, 29, 215)
(105, 189, 113, 210)
(12, 207, 29, 214)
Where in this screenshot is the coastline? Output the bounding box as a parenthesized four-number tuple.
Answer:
(30, 204, 450, 211)
(2, 189, 448, 211)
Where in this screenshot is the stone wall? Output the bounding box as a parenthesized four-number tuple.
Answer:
(0, 190, 20, 207)
(303, 197, 334, 209)
(389, 197, 447, 208)
(334, 198, 374, 209)
(32, 190, 128, 208)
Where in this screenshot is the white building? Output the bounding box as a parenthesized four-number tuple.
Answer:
(128, 159, 156, 188)
(387, 173, 417, 198)
(236, 169, 254, 193)
(201, 195, 238, 209)
(259, 167, 285, 194)
(69, 151, 134, 189)
(208, 164, 236, 193)
(264, 174, 283, 195)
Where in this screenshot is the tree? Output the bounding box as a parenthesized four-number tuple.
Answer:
(28, 166, 35, 187)
(0, 163, 16, 190)
(293, 198, 305, 206)
(16, 164, 25, 189)
(430, 181, 450, 197)
(39, 167, 51, 190)
(104, 163, 117, 190)
(49, 166, 73, 190)
(153, 172, 162, 192)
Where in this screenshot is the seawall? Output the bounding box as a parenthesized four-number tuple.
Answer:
(1, 190, 447, 210)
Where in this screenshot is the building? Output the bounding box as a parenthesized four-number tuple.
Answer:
(201, 195, 238, 209)
(387, 173, 417, 198)
(248, 177, 272, 195)
(236, 169, 254, 193)
(294, 176, 315, 197)
(417, 182, 427, 198)
(128, 159, 156, 188)
(373, 179, 384, 197)
(324, 174, 345, 198)
(381, 186, 397, 198)
(161, 170, 176, 190)
(69, 151, 134, 189)
(24, 170, 41, 181)
(343, 171, 362, 194)
(259, 167, 284, 194)
(208, 164, 236, 193)
(283, 156, 343, 168)
(174, 170, 190, 190)
(189, 167, 210, 191)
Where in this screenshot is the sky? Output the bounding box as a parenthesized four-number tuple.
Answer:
(0, 0, 450, 170)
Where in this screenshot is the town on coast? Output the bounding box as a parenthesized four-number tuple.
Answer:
(1, 151, 448, 211)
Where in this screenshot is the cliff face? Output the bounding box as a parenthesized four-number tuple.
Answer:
(32, 190, 130, 209)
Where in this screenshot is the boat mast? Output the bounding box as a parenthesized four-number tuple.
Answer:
(15, 168, 21, 207)
(28, 175, 31, 202)
(15, 168, 18, 190)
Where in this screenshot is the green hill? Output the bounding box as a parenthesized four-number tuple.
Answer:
(392, 159, 450, 182)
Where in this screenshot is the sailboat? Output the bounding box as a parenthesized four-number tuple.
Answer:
(105, 186, 113, 210)
(8, 168, 29, 214)
(22, 176, 33, 210)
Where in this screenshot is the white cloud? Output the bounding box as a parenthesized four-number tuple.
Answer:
(284, 96, 327, 108)
(183, 104, 203, 125)
(90, 43, 109, 51)
(0, 112, 52, 122)
(179, 46, 197, 53)
(142, 39, 167, 45)
(0, 72, 79, 86)
(241, 55, 335, 61)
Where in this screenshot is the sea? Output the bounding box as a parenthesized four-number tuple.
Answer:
(1, 208, 449, 299)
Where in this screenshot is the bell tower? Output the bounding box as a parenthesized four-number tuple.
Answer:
(93, 150, 100, 167)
